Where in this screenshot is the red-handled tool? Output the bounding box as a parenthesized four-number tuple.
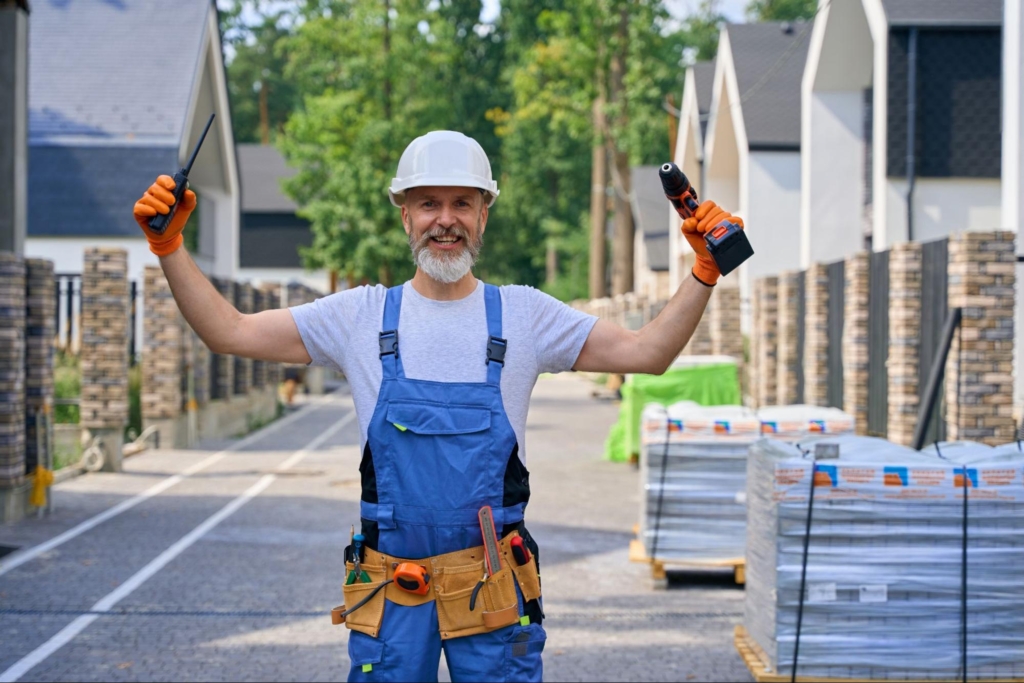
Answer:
(510, 535, 532, 566)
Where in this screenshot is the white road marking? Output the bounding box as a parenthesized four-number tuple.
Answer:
(0, 408, 357, 683)
(0, 395, 336, 578)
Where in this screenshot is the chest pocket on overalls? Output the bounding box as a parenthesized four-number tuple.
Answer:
(385, 401, 492, 478)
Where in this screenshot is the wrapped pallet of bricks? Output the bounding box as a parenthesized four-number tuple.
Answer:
(741, 435, 1024, 681)
(638, 403, 762, 575)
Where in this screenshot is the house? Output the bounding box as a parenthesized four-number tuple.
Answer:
(801, 0, 1003, 264)
(702, 22, 812, 330)
(631, 166, 671, 302)
(24, 0, 239, 282)
(236, 144, 328, 292)
(668, 60, 715, 292)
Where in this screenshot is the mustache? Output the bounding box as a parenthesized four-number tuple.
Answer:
(412, 225, 472, 249)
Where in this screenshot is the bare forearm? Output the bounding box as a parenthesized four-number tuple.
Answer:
(634, 275, 714, 373)
(574, 274, 713, 374)
(158, 247, 241, 354)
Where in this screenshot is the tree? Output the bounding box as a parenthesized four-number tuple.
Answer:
(220, 2, 299, 144)
(746, 0, 817, 21)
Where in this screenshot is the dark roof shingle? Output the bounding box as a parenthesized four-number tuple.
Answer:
(725, 22, 812, 150)
(692, 60, 716, 139)
(630, 166, 670, 272)
(881, 0, 1002, 26)
(237, 144, 300, 213)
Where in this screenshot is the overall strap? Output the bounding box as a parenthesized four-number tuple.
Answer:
(379, 286, 405, 379)
(484, 284, 506, 385)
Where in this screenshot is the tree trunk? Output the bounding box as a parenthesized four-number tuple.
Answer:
(608, 3, 633, 296)
(546, 239, 558, 286)
(589, 47, 608, 300)
(258, 80, 270, 145)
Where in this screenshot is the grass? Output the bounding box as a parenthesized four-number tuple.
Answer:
(53, 350, 142, 442)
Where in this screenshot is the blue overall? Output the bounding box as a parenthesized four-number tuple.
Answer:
(348, 284, 546, 682)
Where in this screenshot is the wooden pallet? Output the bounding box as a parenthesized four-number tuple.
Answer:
(734, 625, 1023, 683)
(628, 537, 745, 584)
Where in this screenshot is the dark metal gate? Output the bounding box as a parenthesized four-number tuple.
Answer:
(918, 238, 949, 446)
(795, 271, 806, 403)
(867, 250, 890, 437)
(826, 260, 845, 409)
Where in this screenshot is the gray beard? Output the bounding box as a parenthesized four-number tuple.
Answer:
(409, 225, 483, 284)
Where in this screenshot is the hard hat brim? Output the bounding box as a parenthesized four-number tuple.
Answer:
(389, 176, 499, 208)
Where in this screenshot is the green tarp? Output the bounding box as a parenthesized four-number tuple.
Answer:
(604, 361, 742, 462)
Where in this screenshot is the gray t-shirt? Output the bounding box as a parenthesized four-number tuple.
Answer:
(289, 280, 598, 462)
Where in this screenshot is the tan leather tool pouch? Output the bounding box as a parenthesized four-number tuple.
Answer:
(339, 562, 388, 637)
(434, 560, 519, 640)
(509, 553, 542, 603)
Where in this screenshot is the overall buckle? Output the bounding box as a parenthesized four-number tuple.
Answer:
(486, 336, 507, 366)
(379, 330, 399, 358)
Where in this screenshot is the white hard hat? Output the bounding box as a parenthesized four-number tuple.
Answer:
(388, 130, 499, 207)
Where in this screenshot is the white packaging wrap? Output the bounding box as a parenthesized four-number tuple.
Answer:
(744, 436, 1024, 680)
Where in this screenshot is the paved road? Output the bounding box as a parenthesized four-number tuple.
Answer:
(0, 376, 752, 682)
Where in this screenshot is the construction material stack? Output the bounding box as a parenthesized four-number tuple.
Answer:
(741, 435, 1024, 681)
(640, 402, 761, 568)
(638, 403, 855, 577)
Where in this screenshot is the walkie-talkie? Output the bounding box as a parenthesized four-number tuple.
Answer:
(659, 162, 753, 277)
(147, 113, 216, 234)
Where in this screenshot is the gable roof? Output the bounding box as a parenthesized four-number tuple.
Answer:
(631, 166, 670, 272)
(237, 144, 300, 213)
(28, 0, 211, 146)
(726, 21, 812, 150)
(692, 60, 716, 140)
(880, 0, 1002, 27)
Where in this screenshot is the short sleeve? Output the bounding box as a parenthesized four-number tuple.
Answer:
(288, 287, 370, 373)
(525, 288, 598, 374)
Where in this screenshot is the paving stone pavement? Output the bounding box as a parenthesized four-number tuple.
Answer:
(0, 376, 753, 682)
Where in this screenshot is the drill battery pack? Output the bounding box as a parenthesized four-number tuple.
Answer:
(704, 220, 753, 277)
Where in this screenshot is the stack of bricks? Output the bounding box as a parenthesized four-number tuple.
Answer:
(142, 265, 182, 422)
(775, 271, 802, 405)
(749, 285, 762, 407)
(211, 278, 235, 400)
(79, 248, 129, 430)
(233, 282, 253, 396)
(945, 231, 1016, 444)
(710, 286, 743, 360)
(802, 264, 830, 406)
(191, 328, 210, 407)
(0, 253, 26, 487)
(260, 283, 283, 387)
(842, 252, 870, 435)
(24, 258, 56, 473)
(756, 276, 779, 408)
(887, 242, 922, 446)
(683, 300, 713, 355)
(250, 288, 266, 389)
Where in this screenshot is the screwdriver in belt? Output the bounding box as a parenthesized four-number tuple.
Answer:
(346, 533, 372, 585)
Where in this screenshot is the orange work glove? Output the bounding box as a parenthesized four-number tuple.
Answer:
(133, 175, 196, 257)
(681, 199, 745, 286)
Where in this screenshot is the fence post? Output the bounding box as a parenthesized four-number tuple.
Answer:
(141, 265, 182, 448)
(945, 231, 1016, 444)
(776, 271, 802, 405)
(710, 284, 743, 361)
(843, 252, 870, 434)
(887, 242, 922, 446)
(80, 248, 129, 472)
(25, 258, 56, 475)
(0, 252, 26, 488)
(803, 264, 829, 406)
(756, 276, 779, 407)
(260, 283, 283, 392)
(211, 278, 235, 400)
(250, 287, 266, 389)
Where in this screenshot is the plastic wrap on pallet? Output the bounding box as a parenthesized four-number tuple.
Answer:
(640, 403, 760, 563)
(757, 404, 856, 440)
(744, 436, 1024, 681)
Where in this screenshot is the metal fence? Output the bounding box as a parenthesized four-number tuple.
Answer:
(55, 273, 138, 365)
(867, 250, 890, 437)
(918, 238, 949, 444)
(826, 260, 845, 409)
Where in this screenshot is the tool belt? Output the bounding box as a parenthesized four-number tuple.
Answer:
(331, 530, 542, 640)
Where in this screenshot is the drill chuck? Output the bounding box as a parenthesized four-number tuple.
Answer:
(659, 163, 699, 218)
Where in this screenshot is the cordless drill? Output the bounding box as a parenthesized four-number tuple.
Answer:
(659, 162, 753, 277)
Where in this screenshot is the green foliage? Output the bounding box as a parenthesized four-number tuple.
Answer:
(223, 0, 723, 299)
(54, 351, 80, 424)
(746, 0, 817, 21)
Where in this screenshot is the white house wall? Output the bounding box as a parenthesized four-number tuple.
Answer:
(670, 67, 705, 293)
(802, 91, 866, 266)
(1005, 0, 1024, 412)
(746, 150, 802, 279)
(884, 178, 1002, 243)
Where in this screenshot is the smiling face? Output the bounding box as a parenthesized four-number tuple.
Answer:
(402, 186, 489, 284)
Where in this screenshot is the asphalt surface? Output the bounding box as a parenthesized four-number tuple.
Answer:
(0, 376, 752, 682)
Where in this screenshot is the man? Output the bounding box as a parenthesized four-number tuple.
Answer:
(133, 130, 743, 682)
